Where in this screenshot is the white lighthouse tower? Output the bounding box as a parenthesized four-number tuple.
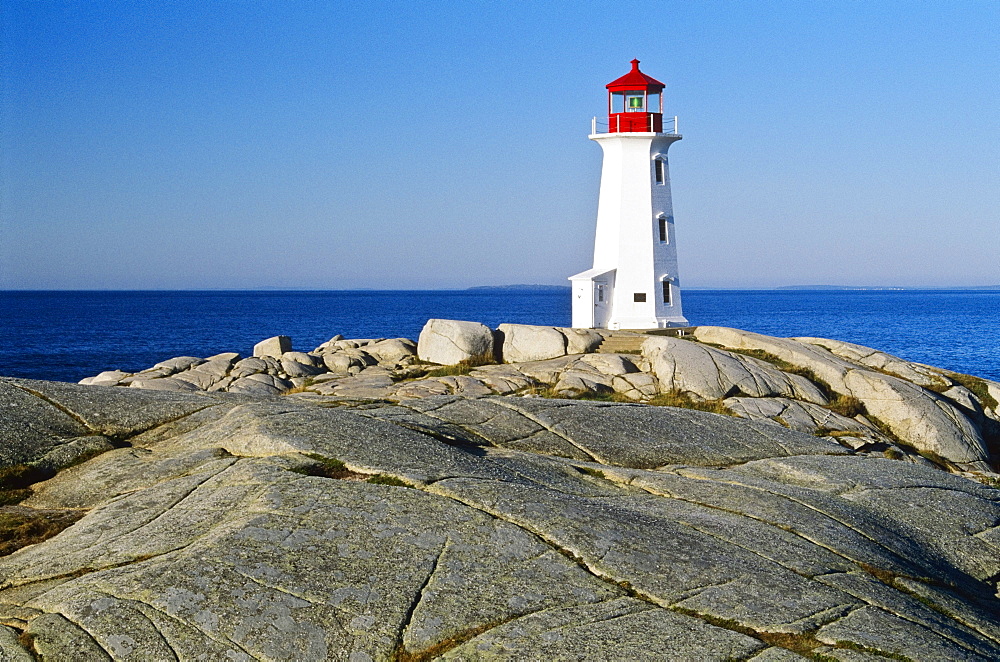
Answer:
(570, 60, 688, 329)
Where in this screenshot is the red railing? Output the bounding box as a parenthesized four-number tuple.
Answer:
(592, 115, 678, 135)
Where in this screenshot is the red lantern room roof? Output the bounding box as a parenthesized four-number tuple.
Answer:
(606, 59, 665, 92)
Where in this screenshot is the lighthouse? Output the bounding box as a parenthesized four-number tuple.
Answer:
(569, 60, 688, 329)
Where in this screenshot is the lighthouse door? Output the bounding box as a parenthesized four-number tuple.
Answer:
(594, 281, 612, 328)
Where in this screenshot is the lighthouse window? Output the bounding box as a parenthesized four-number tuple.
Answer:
(654, 159, 665, 184)
(611, 93, 625, 113)
(662, 281, 672, 305)
(626, 94, 644, 112)
(648, 92, 661, 113)
(658, 217, 668, 242)
(634, 293, 646, 303)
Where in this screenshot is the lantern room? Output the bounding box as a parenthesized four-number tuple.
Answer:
(606, 59, 665, 133)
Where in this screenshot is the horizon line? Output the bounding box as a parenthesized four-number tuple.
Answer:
(3, 286, 1000, 293)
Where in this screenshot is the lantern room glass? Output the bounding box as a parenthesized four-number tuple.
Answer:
(625, 92, 644, 112)
(611, 91, 663, 114)
(647, 92, 661, 113)
(610, 92, 625, 113)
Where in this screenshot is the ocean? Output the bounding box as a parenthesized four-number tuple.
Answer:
(1, 289, 998, 384)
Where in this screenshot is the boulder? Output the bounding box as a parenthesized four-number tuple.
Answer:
(128, 377, 201, 392)
(561, 328, 603, 355)
(417, 319, 495, 366)
(253, 335, 291, 359)
(259, 355, 283, 375)
(313, 334, 344, 352)
(428, 376, 493, 398)
(280, 357, 327, 378)
(171, 358, 235, 390)
(554, 371, 614, 397)
(172, 369, 222, 390)
(724, 396, 892, 446)
(321, 353, 355, 374)
(392, 379, 454, 400)
(578, 353, 638, 376)
(227, 373, 292, 395)
(513, 356, 578, 385)
(611, 372, 659, 400)
(467, 365, 538, 395)
(498, 324, 567, 363)
(943, 385, 984, 418)
(207, 376, 234, 392)
(87, 370, 130, 386)
(986, 379, 1000, 408)
(365, 338, 418, 365)
(796, 337, 947, 390)
(692, 327, 992, 471)
(280, 351, 318, 366)
(118, 366, 173, 385)
(152, 356, 203, 374)
(320, 367, 397, 399)
(205, 352, 240, 363)
(642, 336, 827, 403)
(196, 358, 236, 377)
(230, 357, 269, 378)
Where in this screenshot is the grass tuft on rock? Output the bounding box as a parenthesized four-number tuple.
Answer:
(825, 395, 866, 418)
(283, 378, 317, 394)
(426, 357, 495, 378)
(0, 464, 55, 506)
(367, 474, 414, 488)
(0, 490, 33, 507)
(0, 510, 84, 557)
(813, 428, 861, 439)
(866, 416, 959, 471)
(947, 373, 999, 410)
(647, 390, 735, 417)
(883, 447, 905, 460)
(973, 474, 1000, 488)
(577, 466, 607, 480)
(0, 465, 51, 491)
(519, 386, 633, 402)
(567, 390, 633, 403)
(17, 631, 35, 654)
(290, 453, 365, 480)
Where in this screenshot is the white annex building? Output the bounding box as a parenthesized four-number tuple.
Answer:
(570, 60, 688, 330)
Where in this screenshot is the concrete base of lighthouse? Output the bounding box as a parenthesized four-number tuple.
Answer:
(569, 268, 689, 330)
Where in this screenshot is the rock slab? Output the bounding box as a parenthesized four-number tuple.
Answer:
(0, 377, 997, 660)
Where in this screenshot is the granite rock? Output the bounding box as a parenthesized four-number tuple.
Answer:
(643, 335, 828, 403)
(253, 335, 292, 358)
(0, 378, 998, 660)
(417, 319, 495, 366)
(498, 323, 568, 363)
(692, 326, 992, 470)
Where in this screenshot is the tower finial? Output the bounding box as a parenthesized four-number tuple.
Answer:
(630, 59, 640, 70)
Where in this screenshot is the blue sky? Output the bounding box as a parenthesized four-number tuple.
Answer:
(2, 1, 998, 289)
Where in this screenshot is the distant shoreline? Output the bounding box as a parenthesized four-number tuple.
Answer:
(773, 285, 1000, 291)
